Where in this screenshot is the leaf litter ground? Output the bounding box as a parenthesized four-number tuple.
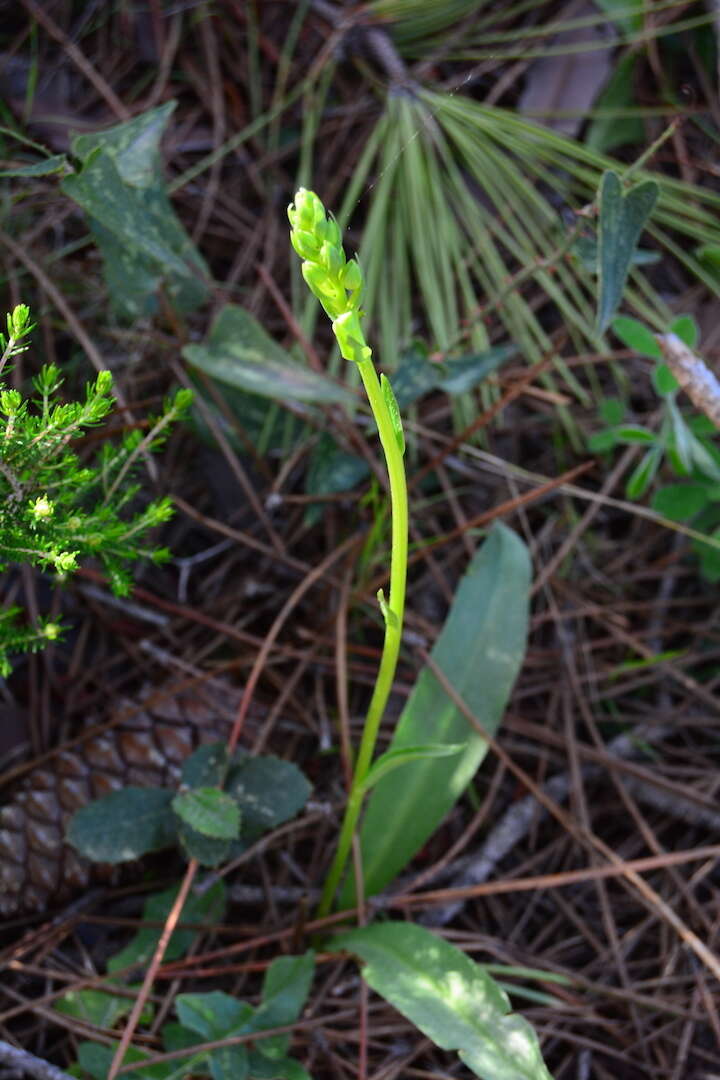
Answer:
(1, 2, 720, 1077)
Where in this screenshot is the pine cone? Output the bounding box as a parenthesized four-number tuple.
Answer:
(0, 687, 233, 917)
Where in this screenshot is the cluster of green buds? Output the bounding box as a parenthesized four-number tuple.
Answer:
(288, 188, 371, 365)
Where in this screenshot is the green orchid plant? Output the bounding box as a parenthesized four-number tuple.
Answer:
(288, 188, 410, 915)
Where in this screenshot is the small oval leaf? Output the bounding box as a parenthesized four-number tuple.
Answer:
(172, 787, 240, 839)
(67, 787, 177, 863)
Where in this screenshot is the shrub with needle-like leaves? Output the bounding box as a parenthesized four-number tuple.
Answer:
(0, 304, 191, 675)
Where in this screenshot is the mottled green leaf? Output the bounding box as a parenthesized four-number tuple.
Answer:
(72, 102, 173, 188)
(183, 306, 355, 406)
(61, 103, 208, 319)
(181, 742, 229, 789)
(226, 754, 312, 842)
(333, 922, 554, 1080)
(176, 820, 234, 867)
(67, 787, 176, 863)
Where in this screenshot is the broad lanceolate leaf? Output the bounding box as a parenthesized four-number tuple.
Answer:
(597, 171, 659, 333)
(340, 524, 530, 904)
(183, 305, 356, 407)
(333, 923, 554, 1080)
(226, 753, 312, 842)
(172, 786, 240, 839)
(67, 787, 176, 863)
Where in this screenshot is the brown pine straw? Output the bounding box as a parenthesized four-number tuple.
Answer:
(412, 648, 720, 986)
(389, 845, 720, 907)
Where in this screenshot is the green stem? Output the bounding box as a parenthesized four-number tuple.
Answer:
(317, 354, 408, 918)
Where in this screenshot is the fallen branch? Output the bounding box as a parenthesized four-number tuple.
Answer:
(0, 1040, 76, 1080)
(657, 332, 720, 429)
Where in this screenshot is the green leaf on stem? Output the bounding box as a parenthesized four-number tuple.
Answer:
(360, 742, 466, 793)
(380, 373, 405, 455)
(340, 523, 530, 903)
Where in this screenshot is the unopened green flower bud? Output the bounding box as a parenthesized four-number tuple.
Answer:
(325, 217, 342, 248)
(342, 259, 363, 293)
(302, 263, 345, 318)
(290, 228, 321, 262)
(319, 240, 343, 276)
(289, 188, 325, 232)
(332, 310, 371, 364)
